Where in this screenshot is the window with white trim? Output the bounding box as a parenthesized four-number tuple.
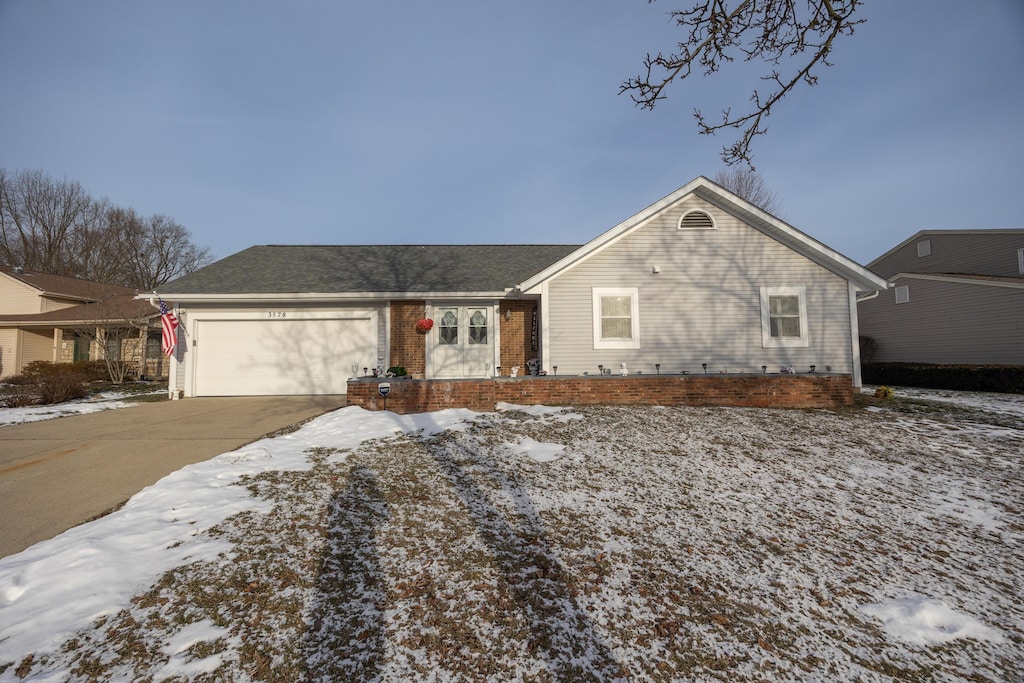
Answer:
(759, 286, 809, 348)
(895, 285, 910, 304)
(592, 287, 640, 349)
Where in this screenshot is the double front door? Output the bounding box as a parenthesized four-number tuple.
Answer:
(431, 305, 493, 378)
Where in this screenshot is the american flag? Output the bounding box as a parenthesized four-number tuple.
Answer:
(159, 298, 179, 357)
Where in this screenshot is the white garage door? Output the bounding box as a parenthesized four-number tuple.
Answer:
(193, 317, 376, 396)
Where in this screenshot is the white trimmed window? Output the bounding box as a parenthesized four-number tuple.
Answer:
(759, 286, 809, 348)
(593, 287, 640, 349)
(895, 285, 910, 304)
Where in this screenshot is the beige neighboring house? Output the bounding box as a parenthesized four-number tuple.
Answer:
(0, 265, 164, 379)
(858, 229, 1024, 365)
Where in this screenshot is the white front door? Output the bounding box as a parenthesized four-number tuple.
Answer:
(431, 306, 493, 378)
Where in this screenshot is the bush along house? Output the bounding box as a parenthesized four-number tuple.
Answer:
(150, 177, 888, 410)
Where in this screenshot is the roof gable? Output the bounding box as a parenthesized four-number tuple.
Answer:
(157, 245, 581, 297)
(519, 177, 888, 293)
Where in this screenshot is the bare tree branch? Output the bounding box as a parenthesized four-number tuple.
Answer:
(712, 166, 780, 214)
(621, 0, 864, 166)
(0, 168, 211, 288)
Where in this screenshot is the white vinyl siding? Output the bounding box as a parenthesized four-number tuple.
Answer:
(546, 196, 853, 375)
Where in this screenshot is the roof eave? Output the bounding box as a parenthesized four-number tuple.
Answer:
(147, 290, 518, 303)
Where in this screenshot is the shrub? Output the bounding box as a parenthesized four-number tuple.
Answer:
(36, 373, 89, 404)
(9, 361, 90, 405)
(387, 366, 408, 377)
(863, 363, 1024, 394)
(0, 384, 39, 408)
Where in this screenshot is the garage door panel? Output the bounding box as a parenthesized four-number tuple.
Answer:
(194, 318, 375, 396)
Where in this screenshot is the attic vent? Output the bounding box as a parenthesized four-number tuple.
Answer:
(916, 240, 931, 257)
(678, 210, 715, 230)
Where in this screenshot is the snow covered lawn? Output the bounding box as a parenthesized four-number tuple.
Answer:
(1, 392, 1021, 681)
(0, 387, 165, 426)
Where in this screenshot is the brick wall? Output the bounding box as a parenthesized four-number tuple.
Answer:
(498, 301, 538, 376)
(347, 374, 855, 413)
(389, 300, 427, 377)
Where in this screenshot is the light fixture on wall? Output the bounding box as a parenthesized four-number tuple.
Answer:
(504, 309, 511, 321)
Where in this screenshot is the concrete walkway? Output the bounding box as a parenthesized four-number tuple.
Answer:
(0, 396, 344, 558)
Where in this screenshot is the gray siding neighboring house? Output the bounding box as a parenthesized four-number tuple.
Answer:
(858, 230, 1024, 365)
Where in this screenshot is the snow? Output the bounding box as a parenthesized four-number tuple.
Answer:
(0, 389, 163, 426)
(506, 437, 566, 463)
(0, 391, 1021, 681)
(0, 407, 481, 665)
(860, 595, 1006, 647)
(863, 385, 1024, 418)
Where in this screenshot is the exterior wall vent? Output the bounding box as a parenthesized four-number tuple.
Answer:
(895, 285, 910, 304)
(916, 240, 931, 257)
(678, 210, 715, 230)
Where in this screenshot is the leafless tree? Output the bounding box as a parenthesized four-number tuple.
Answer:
(0, 168, 102, 274)
(712, 167, 780, 214)
(1, 168, 211, 288)
(70, 295, 159, 384)
(621, 0, 863, 167)
(116, 210, 213, 290)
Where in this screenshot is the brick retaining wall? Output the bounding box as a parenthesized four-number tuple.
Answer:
(346, 374, 855, 413)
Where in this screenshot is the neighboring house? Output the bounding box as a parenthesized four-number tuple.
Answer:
(858, 230, 1024, 365)
(154, 177, 887, 399)
(0, 265, 164, 379)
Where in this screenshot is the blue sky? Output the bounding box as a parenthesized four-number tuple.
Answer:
(1, 1, 1021, 266)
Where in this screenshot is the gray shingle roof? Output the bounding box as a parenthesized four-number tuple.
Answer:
(157, 245, 582, 295)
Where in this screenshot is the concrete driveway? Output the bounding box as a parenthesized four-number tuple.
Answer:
(0, 396, 344, 558)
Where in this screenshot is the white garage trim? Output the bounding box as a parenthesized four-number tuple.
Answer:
(185, 309, 378, 397)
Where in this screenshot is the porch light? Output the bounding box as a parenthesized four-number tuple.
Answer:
(504, 309, 511, 321)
